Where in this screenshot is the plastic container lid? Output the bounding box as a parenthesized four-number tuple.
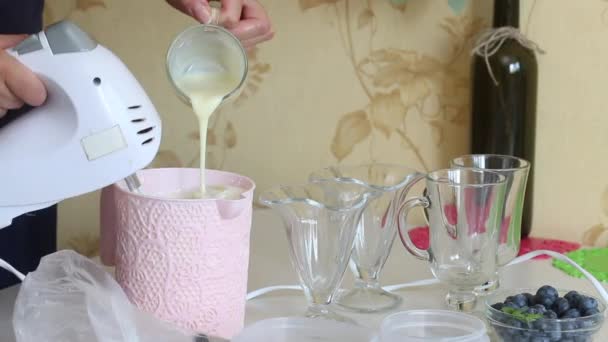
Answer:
(232, 317, 376, 342)
(379, 310, 490, 342)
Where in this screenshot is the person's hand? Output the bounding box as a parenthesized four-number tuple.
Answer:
(0, 35, 47, 118)
(167, 0, 274, 50)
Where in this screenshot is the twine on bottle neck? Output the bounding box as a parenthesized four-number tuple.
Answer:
(472, 26, 545, 86)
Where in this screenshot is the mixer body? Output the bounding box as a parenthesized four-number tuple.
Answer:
(0, 21, 162, 228)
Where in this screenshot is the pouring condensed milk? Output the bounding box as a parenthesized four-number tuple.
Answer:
(167, 12, 248, 200)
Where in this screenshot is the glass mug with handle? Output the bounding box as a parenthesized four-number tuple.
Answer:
(450, 154, 530, 295)
(397, 169, 507, 311)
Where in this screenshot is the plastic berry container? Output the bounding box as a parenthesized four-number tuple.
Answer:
(485, 287, 605, 342)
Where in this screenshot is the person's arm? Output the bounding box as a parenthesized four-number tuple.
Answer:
(166, 0, 274, 50)
(0, 35, 47, 118)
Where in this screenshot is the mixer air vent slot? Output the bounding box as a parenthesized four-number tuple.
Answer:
(137, 127, 154, 135)
(128, 105, 141, 110)
(131, 118, 145, 123)
(142, 137, 154, 145)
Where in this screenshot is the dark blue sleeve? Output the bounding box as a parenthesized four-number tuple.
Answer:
(0, 0, 57, 290)
(0, 207, 57, 288)
(0, 0, 45, 34)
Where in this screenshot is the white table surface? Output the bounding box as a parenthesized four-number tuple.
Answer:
(1, 209, 607, 341)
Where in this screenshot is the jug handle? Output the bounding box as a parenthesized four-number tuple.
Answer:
(397, 196, 431, 261)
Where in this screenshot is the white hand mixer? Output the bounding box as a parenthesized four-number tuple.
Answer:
(0, 20, 161, 228)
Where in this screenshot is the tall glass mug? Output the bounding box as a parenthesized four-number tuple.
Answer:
(450, 154, 530, 294)
(397, 169, 507, 311)
(166, 5, 248, 105)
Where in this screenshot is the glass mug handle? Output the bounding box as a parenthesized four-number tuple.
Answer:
(397, 196, 431, 261)
(421, 187, 457, 239)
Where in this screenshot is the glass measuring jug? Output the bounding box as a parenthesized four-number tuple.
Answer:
(166, 12, 248, 196)
(166, 14, 248, 106)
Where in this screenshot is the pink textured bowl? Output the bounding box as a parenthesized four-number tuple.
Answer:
(99, 168, 255, 339)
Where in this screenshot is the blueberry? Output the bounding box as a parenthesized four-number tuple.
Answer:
(494, 326, 509, 338)
(506, 334, 521, 342)
(510, 318, 524, 328)
(547, 329, 562, 341)
(582, 307, 600, 317)
(578, 296, 598, 311)
(506, 296, 525, 308)
(562, 321, 578, 339)
(527, 306, 544, 315)
(561, 308, 581, 319)
(520, 329, 532, 339)
(524, 292, 536, 305)
(552, 297, 570, 315)
(565, 291, 579, 302)
(534, 293, 556, 309)
(544, 310, 558, 319)
(573, 333, 593, 342)
(536, 285, 559, 299)
(532, 304, 548, 314)
(533, 318, 549, 330)
(492, 302, 504, 311)
(578, 319, 595, 329)
(505, 295, 516, 304)
(510, 293, 529, 308)
(566, 292, 583, 308)
(530, 337, 550, 342)
(504, 301, 520, 309)
(543, 321, 561, 340)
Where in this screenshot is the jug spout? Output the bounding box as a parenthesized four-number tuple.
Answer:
(215, 197, 249, 220)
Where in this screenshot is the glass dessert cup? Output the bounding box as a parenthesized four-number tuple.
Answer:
(309, 163, 424, 313)
(259, 181, 372, 323)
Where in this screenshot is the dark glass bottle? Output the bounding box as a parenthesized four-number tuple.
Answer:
(470, 0, 537, 238)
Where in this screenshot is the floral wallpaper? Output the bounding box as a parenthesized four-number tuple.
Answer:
(155, 0, 483, 173)
(322, 6, 482, 169)
(42, 0, 608, 255)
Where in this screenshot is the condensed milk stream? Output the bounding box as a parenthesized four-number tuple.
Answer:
(175, 71, 243, 199)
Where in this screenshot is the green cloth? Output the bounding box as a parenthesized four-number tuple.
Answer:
(552, 248, 608, 283)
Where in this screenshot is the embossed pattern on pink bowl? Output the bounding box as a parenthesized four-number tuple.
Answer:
(99, 168, 255, 339)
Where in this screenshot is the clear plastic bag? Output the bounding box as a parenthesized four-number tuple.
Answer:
(4, 250, 214, 342)
(12, 250, 138, 341)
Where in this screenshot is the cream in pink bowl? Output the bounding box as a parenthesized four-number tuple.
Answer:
(99, 168, 255, 339)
